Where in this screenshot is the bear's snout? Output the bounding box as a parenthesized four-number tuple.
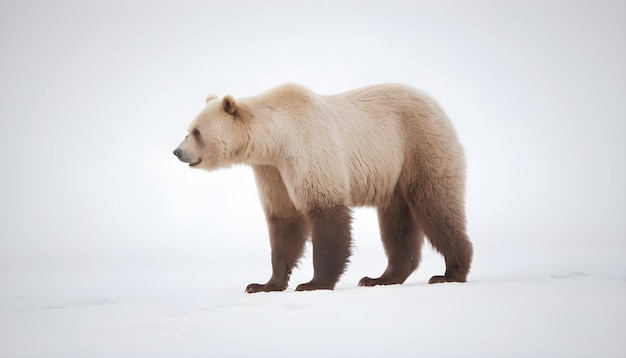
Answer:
(173, 147, 201, 167)
(173, 147, 189, 163)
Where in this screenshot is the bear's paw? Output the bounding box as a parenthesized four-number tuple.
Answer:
(428, 274, 467, 284)
(245, 282, 287, 294)
(295, 280, 335, 292)
(358, 276, 405, 287)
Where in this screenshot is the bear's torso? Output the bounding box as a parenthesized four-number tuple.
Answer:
(248, 84, 461, 210)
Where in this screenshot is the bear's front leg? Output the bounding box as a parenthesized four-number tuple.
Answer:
(295, 205, 352, 292)
(245, 214, 307, 293)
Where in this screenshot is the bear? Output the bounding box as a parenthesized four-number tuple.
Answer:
(173, 83, 473, 293)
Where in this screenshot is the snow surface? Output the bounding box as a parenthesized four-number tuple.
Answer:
(1, 0, 625, 357)
(1, 264, 625, 357)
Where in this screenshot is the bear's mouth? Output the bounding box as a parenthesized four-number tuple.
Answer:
(189, 159, 201, 167)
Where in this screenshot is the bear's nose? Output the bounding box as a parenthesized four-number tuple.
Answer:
(173, 148, 182, 158)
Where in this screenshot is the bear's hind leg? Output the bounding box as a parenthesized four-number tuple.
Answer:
(359, 191, 423, 287)
(245, 214, 308, 293)
(295, 205, 352, 291)
(416, 204, 473, 284)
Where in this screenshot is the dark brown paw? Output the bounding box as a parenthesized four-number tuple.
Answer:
(295, 281, 334, 292)
(359, 275, 406, 287)
(428, 275, 467, 284)
(245, 282, 286, 293)
(358, 277, 378, 287)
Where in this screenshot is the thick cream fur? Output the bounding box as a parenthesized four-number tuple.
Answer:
(183, 83, 465, 214)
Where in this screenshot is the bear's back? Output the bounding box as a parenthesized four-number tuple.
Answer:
(326, 84, 462, 207)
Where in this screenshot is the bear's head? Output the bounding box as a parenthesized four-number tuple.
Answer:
(173, 94, 253, 170)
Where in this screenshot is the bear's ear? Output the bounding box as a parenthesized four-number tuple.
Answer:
(222, 95, 239, 116)
(205, 94, 218, 103)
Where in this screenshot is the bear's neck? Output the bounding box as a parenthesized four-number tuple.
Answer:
(232, 114, 286, 167)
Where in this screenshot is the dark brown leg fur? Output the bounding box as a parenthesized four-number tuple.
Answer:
(295, 205, 352, 291)
(411, 203, 473, 284)
(359, 191, 423, 287)
(246, 214, 308, 293)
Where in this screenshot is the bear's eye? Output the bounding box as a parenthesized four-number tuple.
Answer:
(192, 129, 200, 137)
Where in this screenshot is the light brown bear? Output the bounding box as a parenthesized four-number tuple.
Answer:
(173, 83, 473, 293)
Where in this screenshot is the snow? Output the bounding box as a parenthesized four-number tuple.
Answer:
(1, 0, 625, 357)
(1, 265, 625, 357)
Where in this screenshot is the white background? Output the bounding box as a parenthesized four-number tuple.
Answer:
(1, 1, 625, 357)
